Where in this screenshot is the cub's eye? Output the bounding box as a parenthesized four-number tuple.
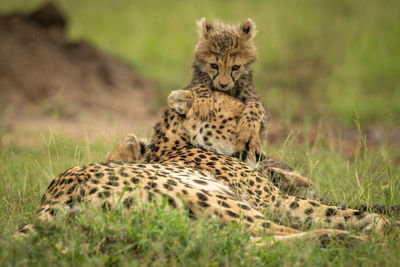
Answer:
(232, 65, 241, 71)
(210, 63, 219, 69)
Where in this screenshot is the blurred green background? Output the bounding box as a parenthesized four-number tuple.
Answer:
(1, 0, 399, 126)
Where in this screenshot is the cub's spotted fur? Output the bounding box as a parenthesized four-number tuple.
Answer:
(183, 18, 269, 162)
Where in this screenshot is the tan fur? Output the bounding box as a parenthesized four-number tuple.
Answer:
(17, 90, 388, 247)
(195, 18, 257, 91)
(182, 19, 269, 161)
(17, 19, 390, 246)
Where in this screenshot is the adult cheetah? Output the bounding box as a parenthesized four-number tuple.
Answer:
(18, 90, 388, 246)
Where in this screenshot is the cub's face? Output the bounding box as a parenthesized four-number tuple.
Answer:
(194, 18, 258, 91)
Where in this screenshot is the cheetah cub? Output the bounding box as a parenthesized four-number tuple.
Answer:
(183, 18, 269, 158)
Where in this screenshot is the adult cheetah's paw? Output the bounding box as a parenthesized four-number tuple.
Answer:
(266, 167, 317, 200)
(305, 229, 367, 247)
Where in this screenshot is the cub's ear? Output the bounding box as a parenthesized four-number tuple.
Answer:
(167, 90, 194, 115)
(197, 17, 213, 39)
(240, 18, 256, 40)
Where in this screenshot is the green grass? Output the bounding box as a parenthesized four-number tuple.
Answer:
(1, 0, 400, 265)
(0, 130, 399, 266)
(1, 0, 399, 125)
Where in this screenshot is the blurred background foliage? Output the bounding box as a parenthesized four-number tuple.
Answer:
(1, 0, 399, 126)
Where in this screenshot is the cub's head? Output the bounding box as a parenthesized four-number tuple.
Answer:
(194, 18, 257, 91)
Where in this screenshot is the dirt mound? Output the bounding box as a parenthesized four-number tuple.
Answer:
(0, 3, 159, 141)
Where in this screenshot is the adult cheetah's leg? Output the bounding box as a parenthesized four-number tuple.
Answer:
(16, 202, 74, 237)
(251, 228, 365, 247)
(200, 196, 364, 246)
(263, 159, 400, 215)
(268, 194, 388, 234)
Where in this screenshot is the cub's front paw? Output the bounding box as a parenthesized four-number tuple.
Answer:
(236, 115, 264, 166)
(237, 115, 260, 143)
(191, 97, 215, 121)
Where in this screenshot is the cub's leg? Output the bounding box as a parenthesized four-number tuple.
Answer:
(236, 101, 268, 157)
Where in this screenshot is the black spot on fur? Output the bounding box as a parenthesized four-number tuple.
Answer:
(194, 157, 202, 162)
(48, 209, 57, 216)
(131, 178, 140, 184)
(218, 201, 231, 208)
(101, 202, 112, 211)
(163, 183, 173, 191)
(318, 234, 331, 247)
(147, 181, 157, 189)
(290, 202, 299, 209)
(245, 216, 254, 223)
(226, 210, 239, 218)
(261, 221, 271, 228)
(186, 207, 196, 219)
(193, 179, 208, 185)
(123, 197, 133, 208)
(198, 201, 210, 208)
(107, 181, 119, 187)
(168, 197, 177, 208)
(304, 208, 314, 215)
(109, 176, 118, 181)
(167, 179, 178, 186)
(325, 208, 337, 217)
(197, 192, 208, 201)
(238, 204, 250, 210)
(54, 191, 64, 198)
(337, 223, 345, 230)
(353, 211, 362, 216)
(98, 191, 110, 198)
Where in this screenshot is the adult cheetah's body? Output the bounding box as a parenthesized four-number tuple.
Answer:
(20, 91, 388, 245)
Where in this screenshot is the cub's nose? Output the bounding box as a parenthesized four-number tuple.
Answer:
(219, 82, 227, 88)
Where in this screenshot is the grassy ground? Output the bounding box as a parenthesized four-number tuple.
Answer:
(0, 131, 399, 266)
(1, 0, 400, 266)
